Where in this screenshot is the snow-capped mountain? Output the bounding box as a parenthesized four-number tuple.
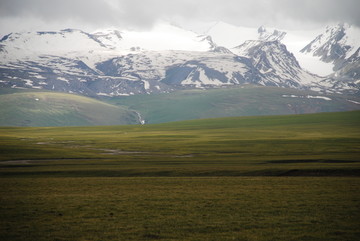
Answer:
(0, 23, 218, 96)
(192, 21, 334, 77)
(0, 29, 107, 54)
(301, 23, 360, 67)
(0, 22, 359, 96)
(201, 21, 286, 49)
(300, 23, 360, 93)
(0, 22, 215, 68)
(97, 50, 263, 90)
(233, 40, 319, 88)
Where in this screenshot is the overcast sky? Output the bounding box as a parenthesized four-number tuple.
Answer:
(0, 0, 359, 36)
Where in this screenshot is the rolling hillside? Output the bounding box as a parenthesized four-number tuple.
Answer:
(0, 90, 140, 126)
(102, 86, 360, 124)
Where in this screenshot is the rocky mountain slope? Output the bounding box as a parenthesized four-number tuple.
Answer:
(301, 23, 360, 67)
(300, 23, 360, 93)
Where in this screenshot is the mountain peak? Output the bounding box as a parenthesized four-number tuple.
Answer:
(258, 26, 266, 34)
(258, 27, 286, 42)
(60, 28, 83, 33)
(301, 22, 360, 63)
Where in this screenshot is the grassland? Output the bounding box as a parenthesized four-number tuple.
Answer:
(1, 177, 359, 241)
(0, 90, 140, 126)
(0, 111, 359, 240)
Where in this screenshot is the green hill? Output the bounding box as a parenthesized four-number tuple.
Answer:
(0, 90, 140, 126)
(2, 86, 359, 126)
(102, 86, 360, 124)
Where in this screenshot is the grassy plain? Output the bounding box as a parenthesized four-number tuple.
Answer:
(0, 111, 360, 240)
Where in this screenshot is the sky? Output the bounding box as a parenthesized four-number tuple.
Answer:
(0, 0, 359, 36)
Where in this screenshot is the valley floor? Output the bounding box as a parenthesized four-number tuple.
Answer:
(0, 111, 359, 240)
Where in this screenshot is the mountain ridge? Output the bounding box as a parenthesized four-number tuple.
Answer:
(0, 21, 359, 97)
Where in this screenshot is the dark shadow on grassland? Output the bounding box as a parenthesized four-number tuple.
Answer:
(1, 168, 360, 178)
(265, 159, 359, 164)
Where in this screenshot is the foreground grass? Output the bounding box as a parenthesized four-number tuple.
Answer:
(1, 177, 359, 241)
(0, 111, 359, 240)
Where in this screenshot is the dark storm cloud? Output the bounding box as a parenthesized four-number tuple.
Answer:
(0, 0, 359, 32)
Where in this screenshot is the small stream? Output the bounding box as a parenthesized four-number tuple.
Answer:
(135, 111, 145, 125)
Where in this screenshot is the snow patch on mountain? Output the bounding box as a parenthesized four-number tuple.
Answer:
(281, 29, 334, 76)
(93, 22, 213, 52)
(0, 29, 106, 56)
(282, 94, 332, 101)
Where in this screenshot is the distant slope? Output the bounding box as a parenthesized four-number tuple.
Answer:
(102, 86, 360, 124)
(0, 90, 140, 126)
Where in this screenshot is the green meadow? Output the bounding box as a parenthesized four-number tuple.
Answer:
(1, 86, 359, 126)
(1, 111, 360, 240)
(102, 86, 360, 124)
(0, 90, 140, 126)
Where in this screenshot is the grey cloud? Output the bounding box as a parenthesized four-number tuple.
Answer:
(0, 0, 359, 32)
(0, 0, 118, 24)
(272, 0, 360, 27)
